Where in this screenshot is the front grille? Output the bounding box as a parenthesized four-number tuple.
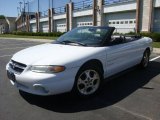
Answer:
(9, 60, 27, 74)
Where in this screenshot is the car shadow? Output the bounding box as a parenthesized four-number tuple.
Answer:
(20, 61, 160, 113)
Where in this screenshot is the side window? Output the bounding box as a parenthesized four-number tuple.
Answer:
(109, 36, 125, 46)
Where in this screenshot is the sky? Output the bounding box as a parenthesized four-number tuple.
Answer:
(0, 0, 79, 17)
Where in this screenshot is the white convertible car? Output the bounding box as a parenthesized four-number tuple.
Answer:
(6, 26, 153, 96)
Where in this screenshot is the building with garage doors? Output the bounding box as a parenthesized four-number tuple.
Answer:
(0, 17, 16, 34)
(16, 0, 160, 33)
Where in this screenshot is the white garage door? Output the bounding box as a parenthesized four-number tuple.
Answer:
(30, 23, 36, 33)
(105, 11, 136, 33)
(40, 21, 49, 33)
(54, 19, 66, 33)
(73, 16, 93, 28)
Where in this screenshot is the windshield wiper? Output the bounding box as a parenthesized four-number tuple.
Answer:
(60, 40, 87, 46)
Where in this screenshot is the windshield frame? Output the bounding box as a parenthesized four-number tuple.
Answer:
(53, 26, 115, 47)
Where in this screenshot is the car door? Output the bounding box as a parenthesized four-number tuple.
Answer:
(104, 40, 141, 78)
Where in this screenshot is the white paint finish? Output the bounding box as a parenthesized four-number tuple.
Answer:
(6, 44, 106, 95)
(105, 39, 145, 77)
(30, 19, 36, 24)
(6, 36, 152, 95)
(104, 1, 136, 13)
(73, 9, 93, 17)
(53, 14, 66, 20)
(40, 17, 48, 22)
(154, 0, 160, 7)
(7, 61, 80, 95)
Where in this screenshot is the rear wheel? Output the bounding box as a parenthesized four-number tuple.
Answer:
(140, 50, 150, 68)
(73, 65, 103, 97)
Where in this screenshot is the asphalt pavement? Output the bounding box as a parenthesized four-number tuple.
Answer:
(0, 38, 160, 120)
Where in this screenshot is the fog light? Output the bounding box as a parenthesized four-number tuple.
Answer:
(33, 84, 49, 93)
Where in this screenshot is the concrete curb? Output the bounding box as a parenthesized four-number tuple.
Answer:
(153, 48, 160, 54)
(0, 37, 53, 43)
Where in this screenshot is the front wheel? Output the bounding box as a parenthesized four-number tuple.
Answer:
(73, 65, 102, 97)
(140, 50, 150, 68)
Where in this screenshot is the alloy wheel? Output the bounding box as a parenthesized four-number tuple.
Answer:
(143, 51, 149, 67)
(77, 69, 100, 95)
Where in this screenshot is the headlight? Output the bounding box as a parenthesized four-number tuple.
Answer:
(30, 65, 65, 73)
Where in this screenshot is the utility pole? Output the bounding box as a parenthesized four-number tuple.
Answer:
(25, 1, 29, 15)
(25, 1, 29, 32)
(37, 0, 40, 32)
(19, 2, 22, 12)
(49, 0, 50, 9)
(38, 0, 39, 13)
(17, 7, 20, 16)
(19, 1, 23, 31)
(52, 0, 53, 8)
(51, 0, 53, 32)
(23, 0, 26, 31)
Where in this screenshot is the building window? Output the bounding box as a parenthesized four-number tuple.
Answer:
(129, 21, 133, 24)
(120, 21, 124, 24)
(125, 21, 128, 24)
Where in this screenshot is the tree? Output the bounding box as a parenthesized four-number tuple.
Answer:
(0, 15, 5, 19)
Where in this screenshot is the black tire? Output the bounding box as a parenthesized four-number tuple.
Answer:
(72, 64, 103, 97)
(140, 49, 150, 68)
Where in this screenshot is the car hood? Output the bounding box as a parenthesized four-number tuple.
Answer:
(11, 43, 105, 67)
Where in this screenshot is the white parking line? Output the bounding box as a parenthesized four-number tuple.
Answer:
(0, 43, 38, 47)
(0, 46, 28, 51)
(0, 55, 12, 58)
(113, 105, 152, 120)
(150, 56, 160, 61)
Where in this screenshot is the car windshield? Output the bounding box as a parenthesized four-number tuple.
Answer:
(54, 27, 110, 46)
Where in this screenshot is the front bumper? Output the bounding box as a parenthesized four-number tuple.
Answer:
(6, 63, 79, 96)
